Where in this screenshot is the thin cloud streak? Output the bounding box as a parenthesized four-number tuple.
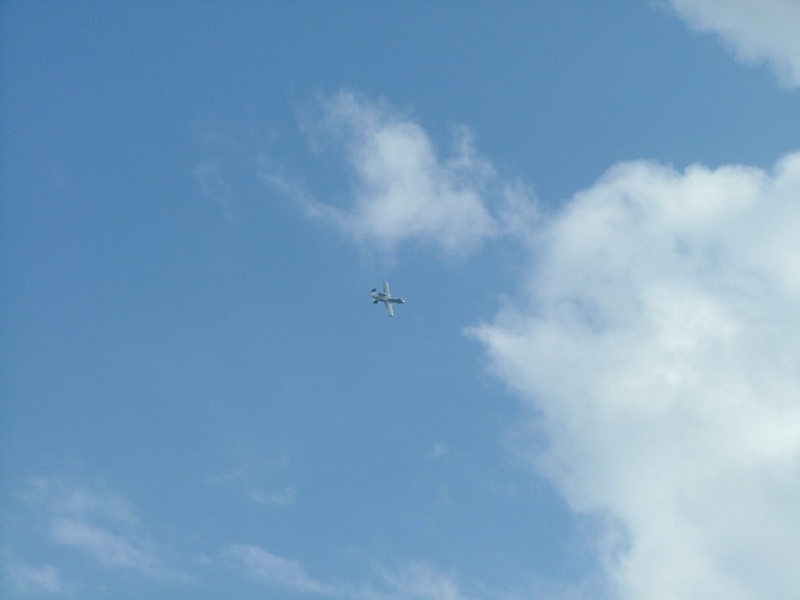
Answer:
(50, 518, 158, 572)
(369, 562, 472, 600)
(193, 159, 236, 221)
(19, 477, 186, 582)
(4, 562, 64, 595)
(223, 544, 474, 600)
(223, 544, 334, 595)
(247, 486, 296, 506)
(207, 450, 296, 507)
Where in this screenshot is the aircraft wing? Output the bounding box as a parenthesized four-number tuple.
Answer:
(383, 281, 391, 296)
(385, 301, 394, 317)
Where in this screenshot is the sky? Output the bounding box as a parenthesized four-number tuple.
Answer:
(2, 1, 800, 599)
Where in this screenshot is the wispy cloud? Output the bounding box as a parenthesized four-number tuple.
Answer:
(223, 544, 476, 600)
(262, 91, 537, 258)
(222, 544, 333, 595)
(471, 151, 800, 599)
(427, 443, 450, 460)
(208, 449, 296, 508)
(4, 561, 64, 595)
(247, 486, 296, 506)
(20, 477, 184, 581)
(50, 518, 159, 572)
(667, 0, 800, 87)
(369, 562, 472, 600)
(193, 159, 236, 221)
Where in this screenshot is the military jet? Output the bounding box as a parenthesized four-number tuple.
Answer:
(371, 281, 405, 316)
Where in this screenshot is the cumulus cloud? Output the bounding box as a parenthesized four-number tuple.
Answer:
(263, 91, 536, 257)
(470, 151, 800, 599)
(266, 85, 800, 597)
(667, 0, 800, 87)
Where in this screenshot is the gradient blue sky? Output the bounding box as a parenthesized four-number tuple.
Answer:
(3, 2, 800, 599)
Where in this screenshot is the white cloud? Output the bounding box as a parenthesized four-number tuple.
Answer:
(21, 477, 181, 580)
(222, 544, 333, 595)
(247, 486, 296, 506)
(50, 518, 158, 572)
(667, 0, 800, 87)
(264, 91, 537, 257)
(208, 449, 296, 507)
(194, 159, 236, 221)
(371, 562, 470, 600)
(266, 87, 800, 598)
(427, 443, 450, 460)
(470, 151, 800, 599)
(5, 562, 64, 595)
(223, 544, 475, 600)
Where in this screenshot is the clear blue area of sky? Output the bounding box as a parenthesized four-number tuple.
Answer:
(2, 2, 798, 599)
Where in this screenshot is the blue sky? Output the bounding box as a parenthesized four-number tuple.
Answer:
(2, 2, 800, 599)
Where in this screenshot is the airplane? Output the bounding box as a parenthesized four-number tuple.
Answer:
(371, 281, 405, 316)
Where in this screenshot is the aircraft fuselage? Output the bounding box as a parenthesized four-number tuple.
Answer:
(371, 291, 405, 304)
(371, 283, 405, 316)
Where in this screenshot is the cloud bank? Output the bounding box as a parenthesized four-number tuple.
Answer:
(668, 0, 800, 87)
(471, 152, 800, 599)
